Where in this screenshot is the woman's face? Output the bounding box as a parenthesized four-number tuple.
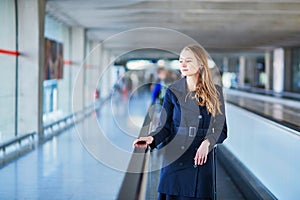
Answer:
(179, 50, 202, 77)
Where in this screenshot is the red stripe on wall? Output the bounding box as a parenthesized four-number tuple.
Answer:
(85, 64, 94, 69)
(63, 60, 73, 65)
(0, 49, 20, 56)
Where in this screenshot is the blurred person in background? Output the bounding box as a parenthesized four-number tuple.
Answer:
(151, 67, 168, 105)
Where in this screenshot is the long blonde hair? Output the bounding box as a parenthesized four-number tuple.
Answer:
(182, 45, 222, 117)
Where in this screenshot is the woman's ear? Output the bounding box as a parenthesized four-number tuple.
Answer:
(197, 61, 204, 70)
(199, 65, 204, 73)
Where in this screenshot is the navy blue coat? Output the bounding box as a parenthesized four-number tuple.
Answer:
(150, 77, 227, 198)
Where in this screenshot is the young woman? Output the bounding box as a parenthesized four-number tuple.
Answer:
(133, 45, 227, 200)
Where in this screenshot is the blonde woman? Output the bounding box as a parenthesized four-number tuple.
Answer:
(134, 45, 227, 200)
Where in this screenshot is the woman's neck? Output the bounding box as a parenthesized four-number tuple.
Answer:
(186, 74, 198, 92)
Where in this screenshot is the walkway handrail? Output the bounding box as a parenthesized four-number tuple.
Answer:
(117, 106, 153, 200)
(42, 96, 110, 142)
(0, 95, 111, 166)
(233, 87, 300, 101)
(42, 104, 94, 141)
(0, 132, 36, 153)
(43, 113, 74, 130)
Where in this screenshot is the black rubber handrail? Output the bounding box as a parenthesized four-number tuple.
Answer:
(117, 106, 153, 200)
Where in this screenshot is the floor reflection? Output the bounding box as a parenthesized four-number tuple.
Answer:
(0, 91, 152, 199)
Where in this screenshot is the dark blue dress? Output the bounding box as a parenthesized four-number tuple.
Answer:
(149, 77, 227, 199)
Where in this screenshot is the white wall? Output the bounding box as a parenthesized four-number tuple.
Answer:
(0, 0, 17, 141)
(224, 103, 300, 199)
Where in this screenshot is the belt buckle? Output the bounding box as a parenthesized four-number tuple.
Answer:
(189, 126, 196, 137)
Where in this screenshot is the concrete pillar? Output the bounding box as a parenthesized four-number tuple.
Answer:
(222, 57, 229, 72)
(85, 41, 101, 105)
(273, 48, 284, 94)
(265, 51, 273, 90)
(92, 42, 101, 89)
(57, 27, 72, 113)
(71, 27, 85, 112)
(96, 43, 104, 98)
(245, 57, 256, 87)
(228, 57, 238, 73)
(210, 57, 223, 85)
(238, 56, 246, 88)
(212, 57, 222, 71)
(100, 49, 112, 97)
(17, 0, 45, 137)
(83, 41, 90, 107)
(284, 48, 292, 92)
(97, 43, 104, 98)
(109, 53, 116, 90)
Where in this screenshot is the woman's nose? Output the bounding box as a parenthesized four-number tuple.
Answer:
(181, 61, 187, 67)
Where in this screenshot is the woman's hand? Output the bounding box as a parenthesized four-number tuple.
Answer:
(133, 136, 154, 148)
(194, 139, 210, 165)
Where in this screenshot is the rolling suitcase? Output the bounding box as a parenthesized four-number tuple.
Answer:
(213, 146, 217, 200)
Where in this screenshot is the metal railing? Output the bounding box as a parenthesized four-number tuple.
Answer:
(0, 96, 110, 166)
(42, 94, 111, 141)
(0, 132, 36, 165)
(42, 103, 95, 141)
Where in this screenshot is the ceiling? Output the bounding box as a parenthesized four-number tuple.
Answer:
(46, 0, 300, 57)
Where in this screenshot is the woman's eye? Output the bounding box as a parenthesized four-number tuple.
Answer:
(179, 60, 183, 63)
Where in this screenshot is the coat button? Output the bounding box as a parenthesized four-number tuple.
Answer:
(179, 162, 183, 166)
(181, 146, 185, 150)
(198, 115, 202, 119)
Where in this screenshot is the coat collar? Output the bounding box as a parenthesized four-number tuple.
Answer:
(169, 77, 188, 95)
